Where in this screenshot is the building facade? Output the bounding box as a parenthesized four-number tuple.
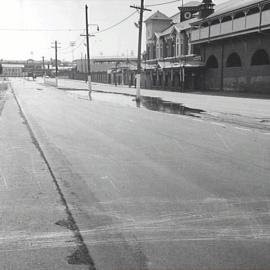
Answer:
(72, 57, 137, 86)
(191, 0, 270, 93)
(1, 64, 24, 77)
(142, 0, 270, 93)
(142, 1, 208, 91)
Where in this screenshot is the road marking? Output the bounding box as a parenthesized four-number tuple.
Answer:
(210, 121, 226, 127)
(234, 127, 251, 132)
(191, 118, 203, 122)
(0, 167, 8, 189)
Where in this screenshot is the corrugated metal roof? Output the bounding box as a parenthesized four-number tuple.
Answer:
(206, 0, 262, 19)
(158, 17, 200, 36)
(2, 64, 24, 68)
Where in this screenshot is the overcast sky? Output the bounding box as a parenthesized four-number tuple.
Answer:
(0, 0, 226, 61)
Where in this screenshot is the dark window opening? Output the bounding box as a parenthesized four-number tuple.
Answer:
(247, 7, 260, 15)
(263, 3, 270, 11)
(206, 55, 218, 68)
(201, 22, 209, 28)
(234, 11, 245, 19)
(210, 19, 220, 25)
(251, 49, 270, 65)
(221, 16, 232, 23)
(226, 52, 242, 67)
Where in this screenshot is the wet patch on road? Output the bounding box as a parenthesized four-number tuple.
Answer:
(64, 89, 205, 118)
(136, 96, 205, 117)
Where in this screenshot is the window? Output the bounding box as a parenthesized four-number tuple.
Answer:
(206, 55, 218, 68)
(226, 52, 242, 67)
(251, 49, 270, 66)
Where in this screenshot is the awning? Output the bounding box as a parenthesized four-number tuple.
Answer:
(142, 63, 157, 70)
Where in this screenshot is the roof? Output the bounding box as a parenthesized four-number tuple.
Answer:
(202, 0, 262, 20)
(158, 17, 200, 36)
(145, 10, 171, 23)
(181, 1, 201, 7)
(175, 17, 200, 31)
(2, 64, 24, 68)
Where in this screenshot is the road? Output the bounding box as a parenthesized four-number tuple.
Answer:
(1, 78, 270, 269)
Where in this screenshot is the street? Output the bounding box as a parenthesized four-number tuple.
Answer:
(1, 78, 270, 270)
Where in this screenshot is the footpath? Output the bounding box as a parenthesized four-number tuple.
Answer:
(52, 78, 270, 131)
(0, 81, 89, 269)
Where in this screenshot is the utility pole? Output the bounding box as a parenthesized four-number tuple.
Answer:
(130, 0, 151, 101)
(51, 41, 61, 87)
(81, 5, 93, 100)
(42, 56, 45, 76)
(70, 41, 76, 62)
(85, 54, 87, 82)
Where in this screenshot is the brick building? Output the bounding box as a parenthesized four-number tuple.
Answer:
(191, 0, 270, 93)
(143, 0, 270, 93)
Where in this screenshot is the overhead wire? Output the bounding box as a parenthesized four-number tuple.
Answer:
(146, 0, 180, 7)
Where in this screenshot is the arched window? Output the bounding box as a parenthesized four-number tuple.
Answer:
(226, 52, 242, 67)
(251, 49, 270, 66)
(206, 55, 218, 68)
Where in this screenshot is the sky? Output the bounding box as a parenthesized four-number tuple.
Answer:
(0, 0, 227, 61)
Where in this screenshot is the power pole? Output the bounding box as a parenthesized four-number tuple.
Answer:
(51, 41, 61, 87)
(70, 41, 76, 62)
(130, 0, 151, 101)
(42, 56, 45, 76)
(80, 5, 93, 100)
(85, 54, 87, 82)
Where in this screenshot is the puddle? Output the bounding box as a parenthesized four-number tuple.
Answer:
(137, 96, 205, 117)
(66, 90, 205, 117)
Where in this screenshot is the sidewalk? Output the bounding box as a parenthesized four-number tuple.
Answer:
(0, 84, 86, 269)
(53, 78, 270, 130)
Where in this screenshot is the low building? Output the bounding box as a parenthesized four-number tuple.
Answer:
(1, 63, 24, 77)
(72, 57, 137, 86)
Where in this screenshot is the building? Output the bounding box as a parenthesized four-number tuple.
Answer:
(1, 63, 24, 77)
(142, 1, 208, 91)
(191, 0, 270, 93)
(143, 0, 270, 93)
(72, 57, 137, 86)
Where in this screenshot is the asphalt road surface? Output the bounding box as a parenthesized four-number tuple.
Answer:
(2, 78, 270, 270)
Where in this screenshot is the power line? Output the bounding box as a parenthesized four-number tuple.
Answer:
(146, 0, 180, 7)
(94, 11, 137, 34)
(0, 28, 84, 32)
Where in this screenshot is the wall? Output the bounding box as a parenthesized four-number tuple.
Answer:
(202, 33, 270, 93)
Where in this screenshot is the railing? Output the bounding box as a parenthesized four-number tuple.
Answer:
(262, 9, 270, 25)
(191, 29, 200, 41)
(220, 20, 233, 35)
(246, 13, 260, 29)
(191, 9, 270, 42)
(210, 24, 220, 37)
(200, 27, 209, 39)
(233, 17, 246, 32)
